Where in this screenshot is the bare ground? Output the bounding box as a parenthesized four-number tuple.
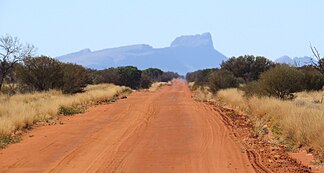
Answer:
(0, 80, 311, 172)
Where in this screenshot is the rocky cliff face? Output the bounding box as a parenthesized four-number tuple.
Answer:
(171, 33, 213, 48)
(57, 33, 227, 74)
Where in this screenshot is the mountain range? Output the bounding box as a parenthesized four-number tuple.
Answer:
(57, 33, 227, 75)
(275, 56, 315, 67)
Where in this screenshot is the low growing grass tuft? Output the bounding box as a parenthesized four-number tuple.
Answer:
(58, 106, 85, 115)
(0, 136, 21, 149)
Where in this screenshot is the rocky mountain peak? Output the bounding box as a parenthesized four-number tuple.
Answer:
(170, 32, 213, 48)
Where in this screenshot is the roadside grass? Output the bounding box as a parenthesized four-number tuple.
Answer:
(217, 88, 324, 156)
(58, 106, 85, 115)
(0, 84, 131, 147)
(148, 82, 171, 92)
(190, 85, 215, 102)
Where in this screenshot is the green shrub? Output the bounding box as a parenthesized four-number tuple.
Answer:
(298, 66, 324, 91)
(140, 75, 152, 89)
(115, 66, 142, 89)
(160, 71, 180, 82)
(243, 65, 304, 99)
(92, 68, 119, 84)
(221, 55, 274, 82)
(240, 81, 266, 98)
(58, 106, 84, 115)
(16, 56, 64, 91)
(186, 68, 217, 85)
(16, 56, 89, 94)
(0, 136, 21, 149)
(208, 70, 239, 93)
(142, 68, 163, 82)
(61, 63, 88, 94)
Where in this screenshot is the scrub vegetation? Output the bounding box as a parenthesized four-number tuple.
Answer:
(187, 54, 324, 158)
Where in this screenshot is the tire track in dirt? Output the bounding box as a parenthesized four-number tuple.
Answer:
(209, 105, 313, 173)
(0, 80, 255, 173)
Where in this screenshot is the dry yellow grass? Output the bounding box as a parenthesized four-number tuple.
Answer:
(217, 88, 324, 153)
(191, 86, 215, 102)
(0, 84, 130, 137)
(148, 82, 170, 92)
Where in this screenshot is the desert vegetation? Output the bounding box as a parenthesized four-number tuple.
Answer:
(0, 35, 180, 95)
(187, 55, 324, 97)
(187, 54, 324, 158)
(0, 35, 179, 148)
(91, 67, 179, 90)
(0, 84, 130, 148)
(217, 89, 324, 155)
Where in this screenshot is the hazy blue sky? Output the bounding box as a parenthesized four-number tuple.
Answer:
(1, 0, 323, 59)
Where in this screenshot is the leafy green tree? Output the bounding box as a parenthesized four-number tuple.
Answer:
(116, 66, 142, 89)
(255, 65, 304, 99)
(221, 55, 274, 82)
(142, 68, 163, 82)
(140, 75, 152, 89)
(298, 66, 324, 91)
(61, 63, 88, 94)
(92, 68, 119, 84)
(208, 70, 239, 93)
(16, 56, 63, 91)
(160, 71, 179, 82)
(186, 68, 217, 85)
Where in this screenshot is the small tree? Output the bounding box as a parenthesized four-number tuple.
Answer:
(257, 65, 304, 99)
(208, 70, 239, 93)
(186, 68, 217, 86)
(16, 56, 63, 91)
(142, 68, 163, 82)
(221, 55, 274, 82)
(115, 66, 142, 89)
(0, 35, 35, 90)
(298, 66, 324, 91)
(160, 71, 179, 82)
(140, 75, 152, 89)
(92, 68, 119, 84)
(61, 63, 88, 94)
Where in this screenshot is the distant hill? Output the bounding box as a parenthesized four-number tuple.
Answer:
(275, 56, 315, 67)
(57, 33, 227, 74)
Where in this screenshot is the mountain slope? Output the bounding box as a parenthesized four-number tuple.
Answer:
(275, 56, 315, 67)
(57, 33, 227, 74)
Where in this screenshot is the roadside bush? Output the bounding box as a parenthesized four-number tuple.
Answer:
(160, 71, 180, 82)
(92, 68, 119, 84)
(84, 69, 96, 85)
(240, 81, 267, 98)
(91, 67, 178, 89)
(16, 56, 89, 94)
(142, 68, 163, 82)
(139, 75, 152, 89)
(208, 70, 239, 93)
(243, 65, 304, 99)
(186, 68, 217, 86)
(16, 56, 64, 91)
(221, 55, 274, 82)
(298, 66, 324, 91)
(61, 63, 89, 94)
(115, 66, 142, 89)
(58, 105, 85, 115)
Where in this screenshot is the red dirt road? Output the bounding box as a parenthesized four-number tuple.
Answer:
(0, 80, 255, 173)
